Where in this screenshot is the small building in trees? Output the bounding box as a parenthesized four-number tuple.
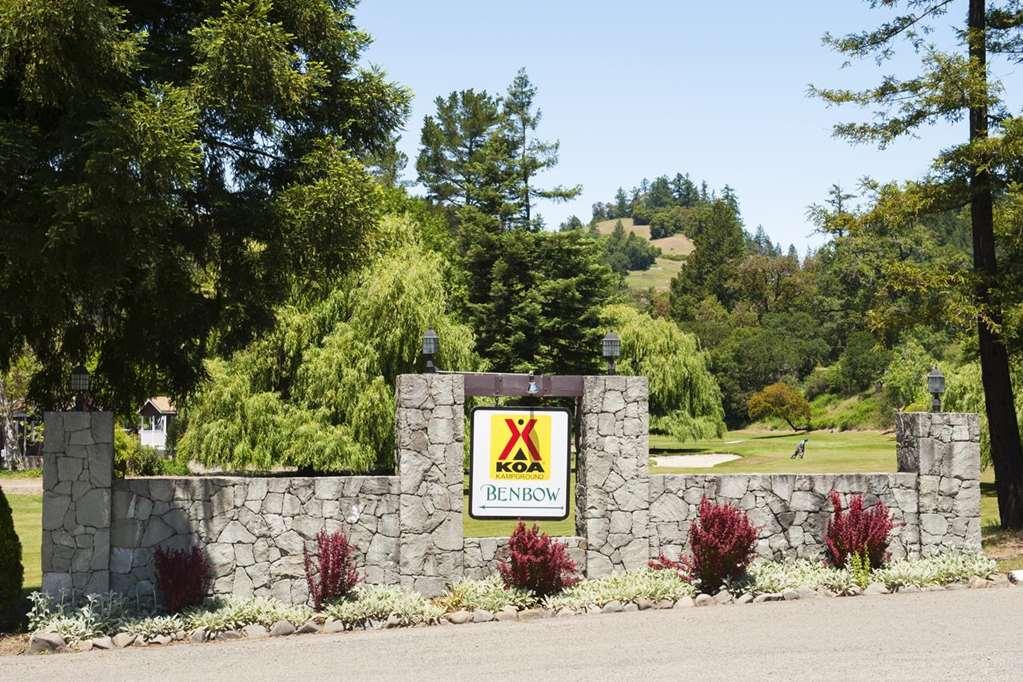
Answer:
(138, 397, 176, 452)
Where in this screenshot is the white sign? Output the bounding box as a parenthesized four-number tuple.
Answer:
(469, 407, 571, 520)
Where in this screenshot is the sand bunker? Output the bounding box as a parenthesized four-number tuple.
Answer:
(651, 454, 740, 469)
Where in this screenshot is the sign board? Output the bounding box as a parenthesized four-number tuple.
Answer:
(468, 407, 571, 520)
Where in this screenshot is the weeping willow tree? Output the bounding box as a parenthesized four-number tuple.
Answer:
(603, 304, 725, 441)
(178, 215, 479, 473)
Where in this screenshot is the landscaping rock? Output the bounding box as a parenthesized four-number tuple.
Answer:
(673, 596, 694, 609)
(173, 630, 186, 641)
(753, 593, 783, 603)
(969, 576, 993, 589)
(602, 601, 624, 613)
(694, 594, 716, 607)
(150, 634, 172, 646)
(386, 614, 402, 629)
(242, 624, 269, 639)
(586, 604, 602, 614)
(1009, 569, 1023, 585)
(30, 632, 66, 654)
(74, 640, 94, 652)
(796, 587, 818, 600)
(518, 608, 548, 621)
(736, 593, 754, 605)
(554, 608, 575, 618)
(900, 585, 922, 593)
(655, 599, 674, 609)
(782, 589, 800, 601)
(216, 630, 243, 641)
(189, 628, 207, 643)
(845, 586, 863, 596)
(91, 636, 113, 650)
(715, 590, 734, 605)
(323, 619, 346, 634)
(131, 637, 148, 647)
(270, 620, 296, 637)
(495, 608, 518, 622)
(946, 582, 967, 591)
(298, 620, 319, 634)
(446, 610, 471, 625)
(635, 598, 654, 611)
(473, 609, 494, 623)
(112, 632, 135, 648)
(864, 583, 888, 596)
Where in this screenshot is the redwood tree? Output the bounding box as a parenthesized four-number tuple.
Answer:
(813, 1, 1023, 528)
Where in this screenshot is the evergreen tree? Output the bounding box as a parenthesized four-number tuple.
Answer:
(502, 69, 581, 230)
(669, 200, 746, 319)
(0, 0, 409, 409)
(813, 0, 1023, 526)
(614, 187, 630, 218)
(0, 487, 22, 632)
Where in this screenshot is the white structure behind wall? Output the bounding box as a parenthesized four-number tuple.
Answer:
(138, 397, 176, 451)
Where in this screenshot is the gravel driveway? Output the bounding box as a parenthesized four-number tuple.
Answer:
(6, 586, 1023, 680)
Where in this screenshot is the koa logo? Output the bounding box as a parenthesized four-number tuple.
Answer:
(490, 413, 551, 480)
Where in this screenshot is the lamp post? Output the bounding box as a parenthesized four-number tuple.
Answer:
(71, 364, 90, 411)
(602, 331, 621, 376)
(927, 366, 945, 413)
(422, 329, 439, 373)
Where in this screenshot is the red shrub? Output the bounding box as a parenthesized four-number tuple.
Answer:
(648, 553, 686, 574)
(154, 546, 211, 614)
(304, 529, 360, 610)
(825, 491, 893, 569)
(498, 522, 578, 597)
(687, 498, 758, 593)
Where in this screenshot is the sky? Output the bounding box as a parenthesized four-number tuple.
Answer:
(356, 1, 1015, 251)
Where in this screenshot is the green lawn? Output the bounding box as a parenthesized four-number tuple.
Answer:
(0, 469, 42, 479)
(650, 429, 896, 474)
(625, 257, 683, 292)
(8, 493, 41, 590)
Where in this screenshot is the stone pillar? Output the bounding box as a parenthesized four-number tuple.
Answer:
(896, 412, 981, 556)
(576, 376, 650, 577)
(41, 411, 114, 595)
(395, 374, 464, 595)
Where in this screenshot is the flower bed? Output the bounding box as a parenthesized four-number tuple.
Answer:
(24, 549, 1008, 655)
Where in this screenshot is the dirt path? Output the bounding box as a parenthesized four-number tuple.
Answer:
(0, 478, 42, 495)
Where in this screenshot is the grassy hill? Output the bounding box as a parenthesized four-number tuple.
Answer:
(594, 218, 693, 290)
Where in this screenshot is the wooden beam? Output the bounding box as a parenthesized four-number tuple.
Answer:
(458, 373, 585, 398)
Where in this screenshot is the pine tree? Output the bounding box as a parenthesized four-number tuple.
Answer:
(669, 200, 746, 320)
(812, 0, 1023, 527)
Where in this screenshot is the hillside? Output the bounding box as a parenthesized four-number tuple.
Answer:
(594, 218, 695, 258)
(594, 218, 693, 290)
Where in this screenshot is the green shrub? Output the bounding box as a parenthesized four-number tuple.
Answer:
(27, 592, 137, 642)
(872, 550, 995, 590)
(437, 576, 537, 613)
(746, 559, 853, 595)
(115, 427, 189, 477)
(0, 487, 24, 631)
(543, 569, 694, 611)
(186, 597, 312, 635)
(323, 585, 442, 627)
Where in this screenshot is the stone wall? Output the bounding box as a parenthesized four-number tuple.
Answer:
(108, 476, 399, 604)
(395, 374, 465, 595)
(41, 412, 113, 595)
(649, 473, 920, 561)
(897, 412, 982, 555)
(463, 536, 587, 580)
(576, 376, 650, 577)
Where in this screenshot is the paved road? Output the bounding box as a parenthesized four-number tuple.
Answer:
(6, 587, 1023, 681)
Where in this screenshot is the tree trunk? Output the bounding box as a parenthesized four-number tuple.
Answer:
(969, 0, 1023, 529)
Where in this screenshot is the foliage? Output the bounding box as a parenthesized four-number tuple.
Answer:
(323, 584, 442, 628)
(185, 597, 313, 636)
(27, 592, 137, 643)
(0, 487, 24, 631)
(747, 382, 811, 431)
(179, 216, 479, 473)
(669, 200, 747, 316)
(849, 551, 873, 590)
(0, 0, 410, 409)
(881, 337, 939, 411)
(543, 569, 694, 611)
(604, 304, 725, 441)
(872, 550, 996, 591)
(836, 332, 890, 395)
(460, 221, 614, 374)
(304, 530, 360, 610)
(436, 576, 537, 613)
(154, 546, 211, 614)
(603, 220, 660, 273)
(498, 522, 579, 598)
(825, 491, 893, 570)
(417, 70, 578, 230)
(114, 427, 187, 477)
(944, 358, 1023, 469)
(686, 498, 758, 593)
(745, 559, 853, 596)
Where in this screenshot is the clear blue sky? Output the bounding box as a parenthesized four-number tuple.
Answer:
(356, 1, 1000, 250)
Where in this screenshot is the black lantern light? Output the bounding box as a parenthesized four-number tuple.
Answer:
(71, 364, 90, 411)
(422, 329, 439, 373)
(602, 331, 621, 376)
(927, 366, 945, 413)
